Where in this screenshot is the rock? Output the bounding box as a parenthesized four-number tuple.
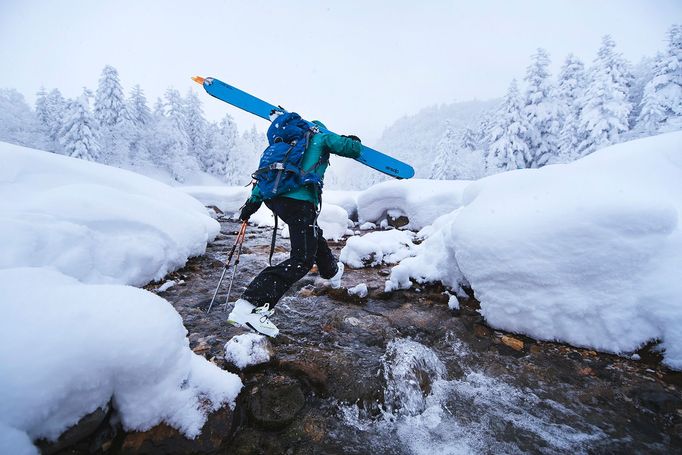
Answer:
(387, 214, 409, 228)
(473, 324, 491, 338)
(298, 286, 315, 297)
(500, 335, 524, 351)
(632, 384, 682, 413)
(37, 405, 109, 455)
(247, 375, 305, 430)
(578, 367, 594, 377)
(119, 405, 234, 454)
(192, 341, 210, 354)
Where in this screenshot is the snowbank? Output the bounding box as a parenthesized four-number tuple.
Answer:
(179, 185, 249, 214)
(249, 201, 351, 241)
(0, 142, 220, 286)
(356, 179, 471, 230)
(324, 190, 360, 219)
(340, 229, 417, 268)
(0, 268, 242, 454)
(388, 132, 682, 368)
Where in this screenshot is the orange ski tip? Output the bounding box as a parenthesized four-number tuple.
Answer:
(191, 76, 205, 85)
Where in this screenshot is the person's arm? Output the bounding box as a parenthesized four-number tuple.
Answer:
(322, 132, 362, 159)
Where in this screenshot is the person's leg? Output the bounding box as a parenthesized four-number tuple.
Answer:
(314, 224, 339, 279)
(241, 198, 318, 308)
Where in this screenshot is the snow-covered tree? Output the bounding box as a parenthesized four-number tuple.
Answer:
(59, 91, 100, 161)
(577, 35, 633, 156)
(0, 89, 44, 148)
(487, 79, 530, 171)
(127, 85, 152, 163)
(628, 56, 656, 130)
(430, 122, 458, 179)
(207, 113, 239, 178)
(556, 54, 587, 162)
(184, 90, 209, 168)
(523, 48, 560, 167)
(638, 25, 682, 133)
(94, 65, 127, 128)
(40, 88, 67, 150)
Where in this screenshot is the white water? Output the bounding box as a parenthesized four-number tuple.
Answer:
(338, 337, 604, 454)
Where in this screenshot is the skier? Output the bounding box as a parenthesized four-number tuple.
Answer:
(227, 114, 362, 337)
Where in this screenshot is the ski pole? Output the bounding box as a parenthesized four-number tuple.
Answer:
(206, 221, 247, 314)
(223, 221, 248, 312)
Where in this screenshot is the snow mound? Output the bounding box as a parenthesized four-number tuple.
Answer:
(357, 179, 471, 230)
(388, 132, 682, 368)
(0, 268, 242, 453)
(0, 142, 220, 286)
(340, 230, 417, 268)
(179, 185, 249, 214)
(324, 190, 360, 220)
(224, 334, 272, 369)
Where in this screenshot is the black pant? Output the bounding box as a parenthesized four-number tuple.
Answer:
(242, 197, 338, 308)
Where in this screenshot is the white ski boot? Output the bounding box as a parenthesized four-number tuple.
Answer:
(227, 299, 279, 337)
(328, 261, 344, 289)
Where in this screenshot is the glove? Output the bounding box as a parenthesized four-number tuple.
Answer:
(239, 198, 262, 221)
(342, 134, 361, 143)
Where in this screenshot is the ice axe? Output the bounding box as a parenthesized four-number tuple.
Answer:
(206, 220, 248, 314)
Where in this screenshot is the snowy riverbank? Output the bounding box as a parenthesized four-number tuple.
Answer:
(0, 143, 242, 454)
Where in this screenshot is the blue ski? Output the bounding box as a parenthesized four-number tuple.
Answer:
(192, 76, 415, 180)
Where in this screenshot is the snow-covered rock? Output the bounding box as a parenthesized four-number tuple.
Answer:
(324, 190, 359, 219)
(388, 132, 682, 369)
(348, 283, 369, 298)
(357, 179, 471, 230)
(0, 142, 219, 286)
(224, 334, 271, 369)
(340, 230, 417, 268)
(0, 268, 242, 454)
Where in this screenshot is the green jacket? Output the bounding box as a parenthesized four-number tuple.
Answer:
(250, 130, 362, 207)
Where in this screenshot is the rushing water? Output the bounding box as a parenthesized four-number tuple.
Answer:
(336, 337, 604, 455)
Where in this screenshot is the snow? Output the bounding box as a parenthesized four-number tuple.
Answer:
(357, 179, 471, 230)
(324, 190, 359, 219)
(317, 203, 350, 241)
(157, 280, 176, 292)
(387, 132, 682, 368)
(0, 144, 243, 452)
(178, 185, 249, 214)
(0, 268, 242, 453)
(348, 283, 369, 298)
(447, 293, 460, 310)
(223, 334, 271, 369)
(340, 230, 417, 269)
(0, 142, 220, 286)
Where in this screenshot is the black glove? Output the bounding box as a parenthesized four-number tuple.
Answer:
(342, 134, 361, 143)
(239, 198, 262, 221)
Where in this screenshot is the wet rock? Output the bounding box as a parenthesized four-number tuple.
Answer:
(387, 214, 409, 228)
(247, 375, 305, 430)
(474, 324, 491, 338)
(119, 405, 234, 454)
(631, 383, 682, 413)
(37, 405, 109, 455)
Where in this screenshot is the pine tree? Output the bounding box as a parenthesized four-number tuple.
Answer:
(523, 48, 560, 167)
(44, 89, 67, 150)
(487, 79, 530, 171)
(208, 113, 239, 178)
(94, 65, 127, 128)
(577, 35, 633, 156)
(127, 85, 152, 163)
(556, 54, 587, 162)
(59, 91, 100, 161)
(638, 25, 682, 133)
(430, 122, 458, 179)
(184, 90, 209, 169)
(0, 89, 43, 148)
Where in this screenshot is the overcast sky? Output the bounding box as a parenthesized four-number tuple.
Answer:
(1, 0, 679, 142)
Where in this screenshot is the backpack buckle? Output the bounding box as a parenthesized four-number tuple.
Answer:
(269, 163, 285, 170)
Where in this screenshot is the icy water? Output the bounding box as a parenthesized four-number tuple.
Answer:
(153, 217, 681, 454)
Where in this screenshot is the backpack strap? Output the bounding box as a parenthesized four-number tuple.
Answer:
(269, 213, 278, 266)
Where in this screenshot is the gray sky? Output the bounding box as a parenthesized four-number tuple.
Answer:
(1, 0, 679, 142)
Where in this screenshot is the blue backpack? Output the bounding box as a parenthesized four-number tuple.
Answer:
(252, 112, 324, 200)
